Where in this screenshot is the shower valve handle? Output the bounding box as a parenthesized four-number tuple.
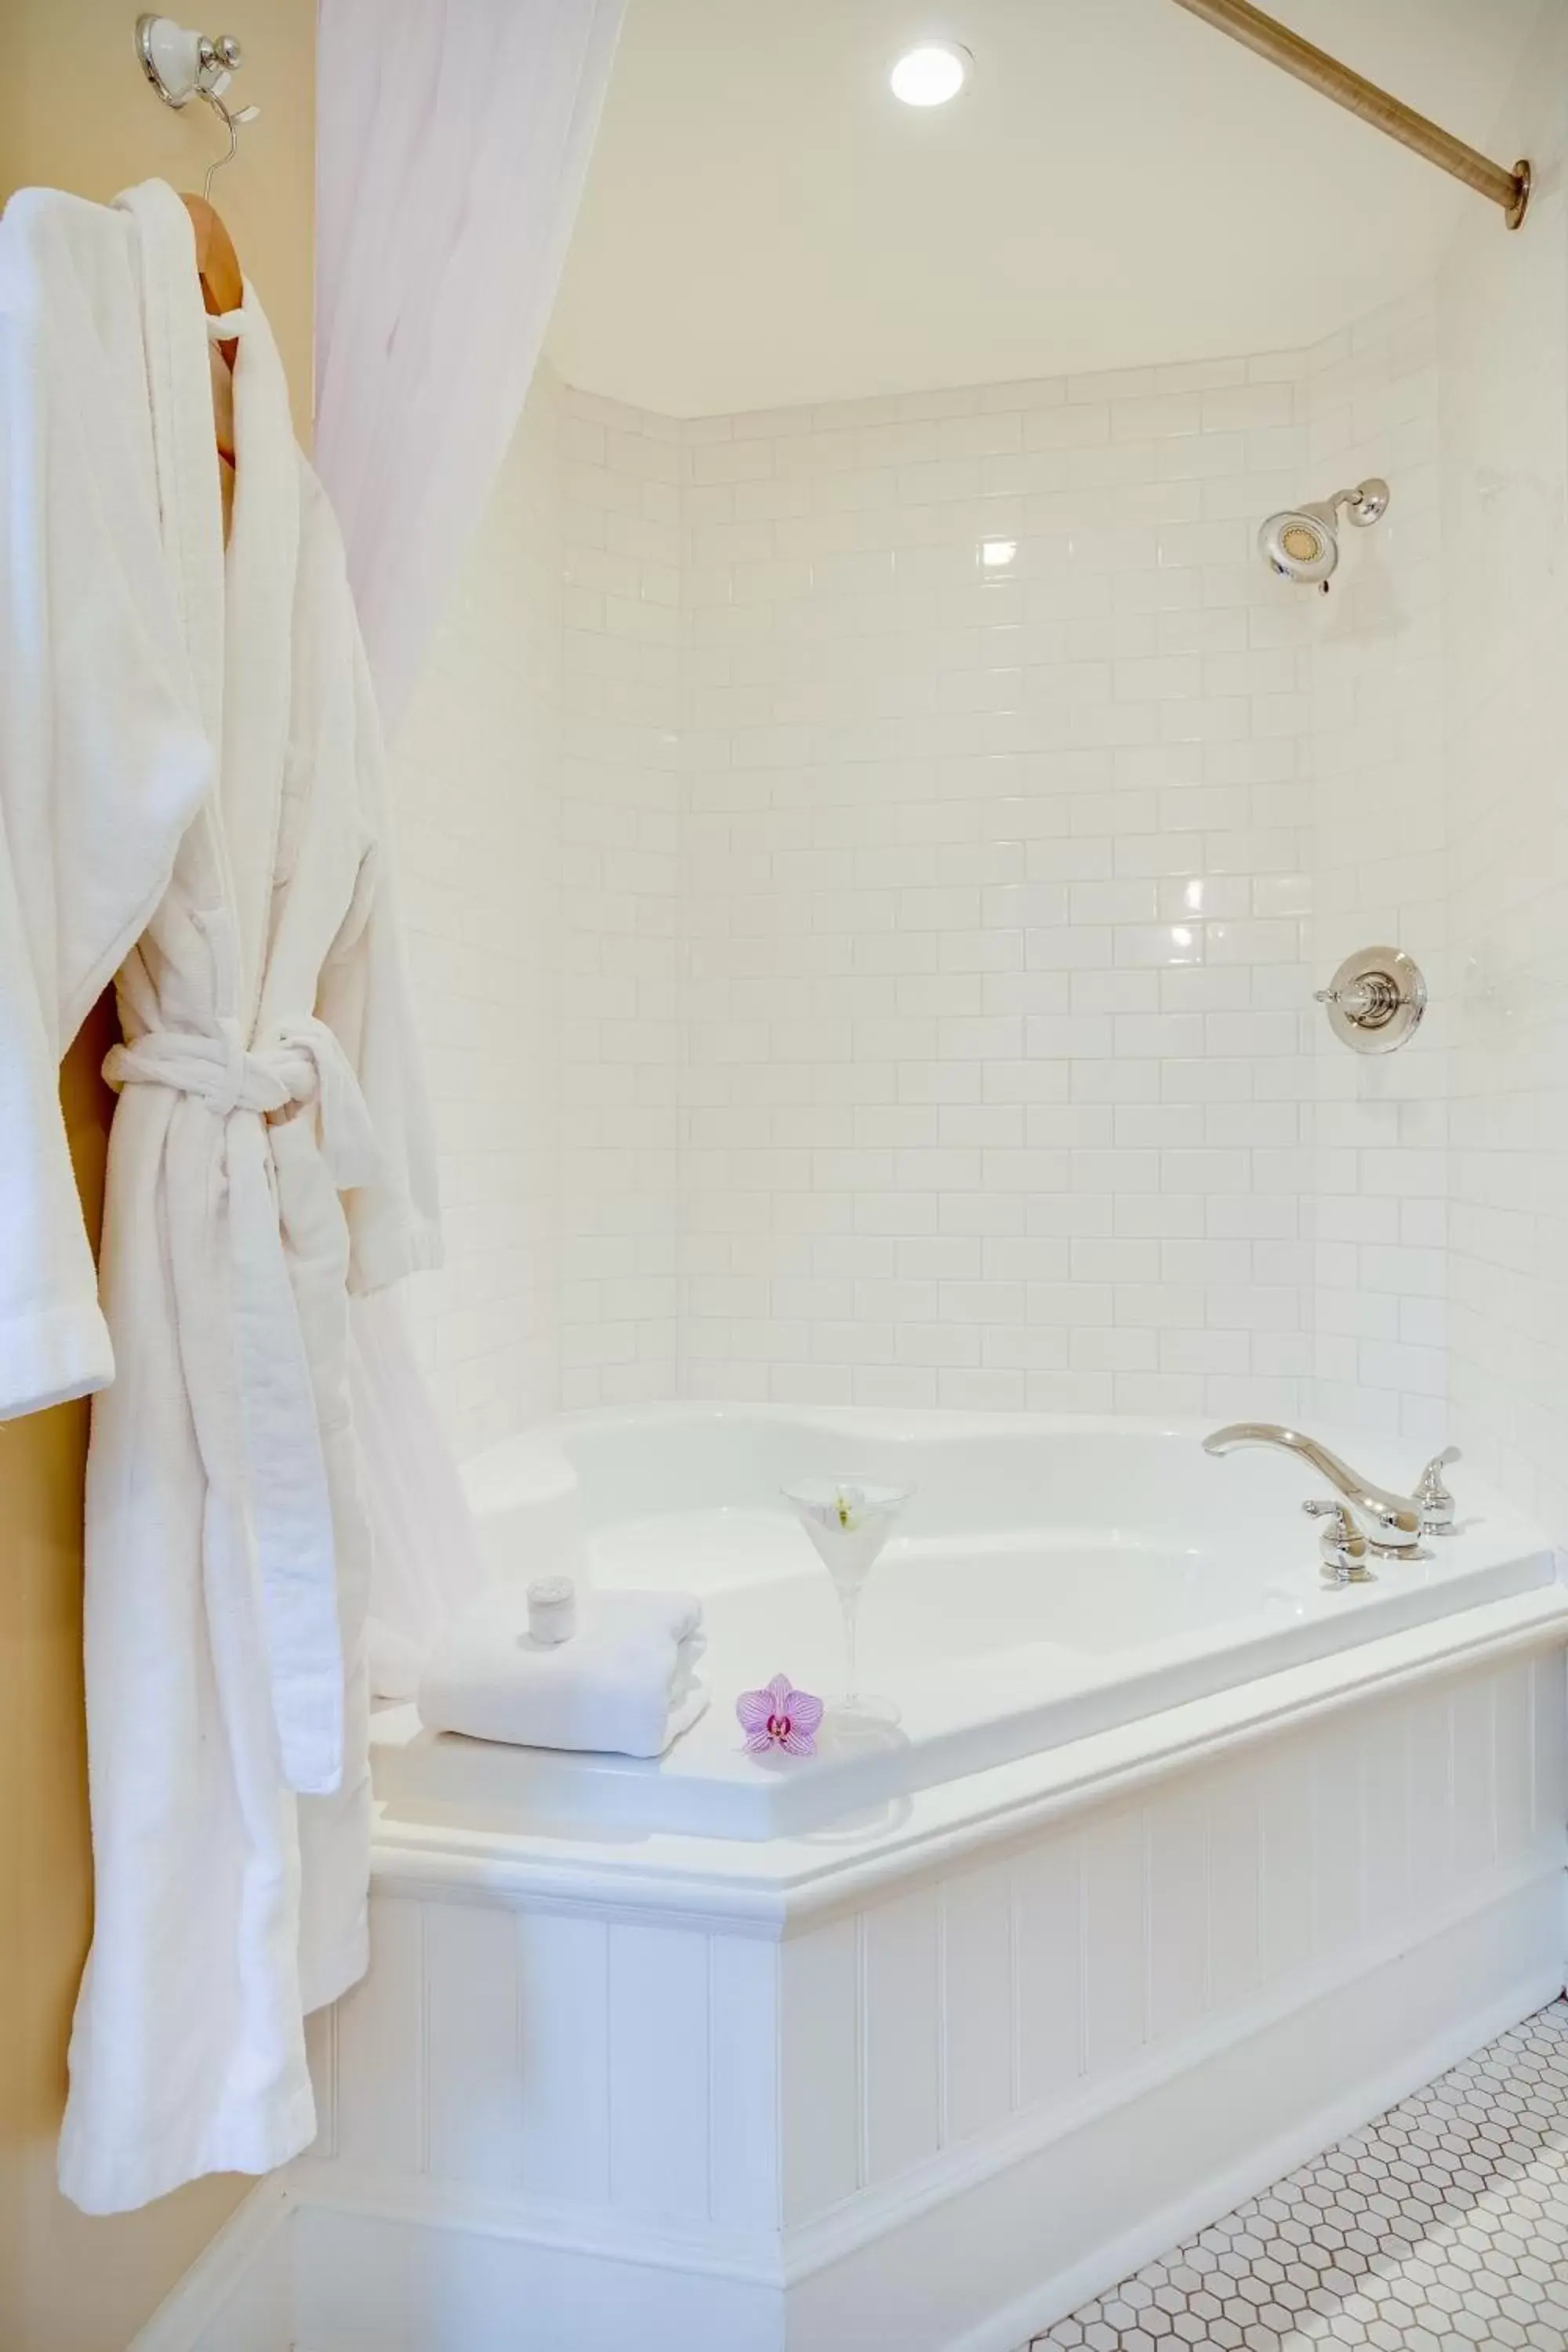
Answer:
(1312, 972, 1406, 1026)
(1414, 1447, 1460, 1537)
(1304, 1498, 1374, 1584)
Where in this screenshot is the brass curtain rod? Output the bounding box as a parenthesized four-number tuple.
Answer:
(1168, 0, 1530, 230)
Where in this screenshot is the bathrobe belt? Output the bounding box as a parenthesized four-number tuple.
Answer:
(105, 1017, 381, 1795)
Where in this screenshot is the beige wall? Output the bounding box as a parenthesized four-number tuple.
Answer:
(0, 6, 315, 2345)
(0, 0, 314, 434)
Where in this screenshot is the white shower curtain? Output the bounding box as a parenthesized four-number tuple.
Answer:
(313, 0, 624, 1681)
(314, 0, 626, 735)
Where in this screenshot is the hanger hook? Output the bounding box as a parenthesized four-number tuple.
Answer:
(200, 88, 259, 201)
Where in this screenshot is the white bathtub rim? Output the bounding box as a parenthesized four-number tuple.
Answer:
(442, 1400, 1555, 1842)
(468, 1397, 1467, 1470)
(371, 1576, 1568, 1928)
(463, 1402, 1534, 1552)
(377, 1534, 1555, 1845)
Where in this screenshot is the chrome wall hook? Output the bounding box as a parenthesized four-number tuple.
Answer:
(136, 15, 241, 106)
(136, 15, 260, 187)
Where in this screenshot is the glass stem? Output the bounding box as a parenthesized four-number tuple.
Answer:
(838, 1580, 862, 1704)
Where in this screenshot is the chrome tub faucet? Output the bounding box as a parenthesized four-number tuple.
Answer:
(1202, 1422, 1426, 1555)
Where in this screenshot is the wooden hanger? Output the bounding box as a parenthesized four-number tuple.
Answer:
(180, 193, 241, 516)
(180, 193, 241, 349)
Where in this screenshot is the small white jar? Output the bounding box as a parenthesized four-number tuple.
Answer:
(526, 1575, 577, 1646)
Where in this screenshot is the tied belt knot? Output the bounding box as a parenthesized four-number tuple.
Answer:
(103, 1014, 381, 1796)
(105, 1015, 380, 1189)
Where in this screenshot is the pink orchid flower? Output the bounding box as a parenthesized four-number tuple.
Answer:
(737, 1673, 825, 1758)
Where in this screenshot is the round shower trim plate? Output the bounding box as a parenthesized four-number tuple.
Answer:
(1316, 945, 1427, 1054)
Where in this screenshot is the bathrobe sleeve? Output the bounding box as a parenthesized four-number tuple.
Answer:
(0, 190, 212, 1418)
(0, 810, 107, 1415)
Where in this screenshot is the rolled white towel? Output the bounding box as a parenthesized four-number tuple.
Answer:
(417, 1584, 708, 1759)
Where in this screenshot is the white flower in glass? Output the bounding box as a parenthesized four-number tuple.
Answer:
(781, 1474, 912, 1711)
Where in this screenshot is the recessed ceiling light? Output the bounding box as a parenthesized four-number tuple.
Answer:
(890, 41, 971, 107)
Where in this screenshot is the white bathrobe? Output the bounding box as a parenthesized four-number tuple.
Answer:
(50, 181, 441, 2216)
(0, 190, 214, 1417)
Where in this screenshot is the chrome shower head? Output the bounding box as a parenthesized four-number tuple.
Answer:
(1258, 477, 1389, 585)
(1259, 503, 1340, 583)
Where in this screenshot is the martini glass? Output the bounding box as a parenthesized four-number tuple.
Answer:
(781, 1475, 913, 1728)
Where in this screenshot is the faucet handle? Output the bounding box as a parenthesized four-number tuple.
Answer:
(1304, 1497, 1374, 1584)
(1414, 1446, 1460, 1537)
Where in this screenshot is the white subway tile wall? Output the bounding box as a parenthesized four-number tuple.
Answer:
(394, 49, 1568, 1559)
(1299, 290, 1446, 1457)
(558, 393, 684, 1406)
(1440, 26, 1568, 1540)
(391, 366, 564, 1455)
(677, 349, 1328, 1418)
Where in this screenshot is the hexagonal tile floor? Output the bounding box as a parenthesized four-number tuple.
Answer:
(1020, 1998, 1568, 2350)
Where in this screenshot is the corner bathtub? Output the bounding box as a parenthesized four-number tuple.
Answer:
(373, 1406, 1558, 1840)
(332, 1414, 1568, 2350)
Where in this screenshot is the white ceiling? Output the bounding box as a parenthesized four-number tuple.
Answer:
(546, 0, 1544, 417)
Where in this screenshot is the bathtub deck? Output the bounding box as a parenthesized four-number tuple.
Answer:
(1023, 1998, 1568, 2351)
